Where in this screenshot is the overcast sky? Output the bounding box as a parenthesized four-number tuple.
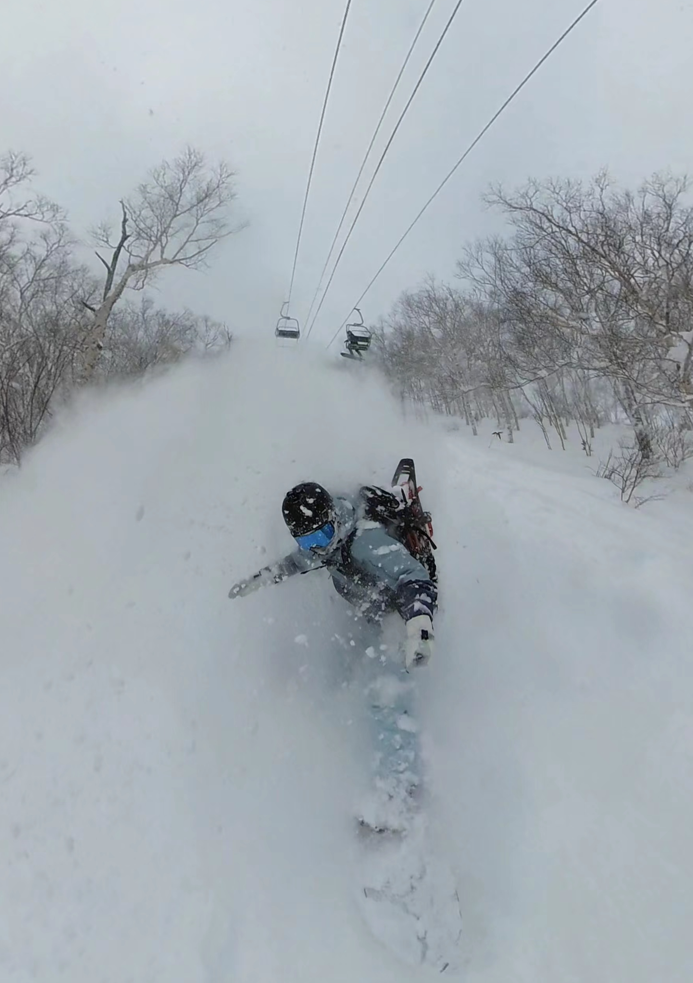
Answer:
(2, 0, 691, 347)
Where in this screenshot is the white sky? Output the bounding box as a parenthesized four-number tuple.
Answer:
(2, 0, 691, 346)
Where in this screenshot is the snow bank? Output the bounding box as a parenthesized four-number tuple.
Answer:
(1, 340, 692, 981)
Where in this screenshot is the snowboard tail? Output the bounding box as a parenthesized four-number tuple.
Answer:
(355, 816, 464, 973)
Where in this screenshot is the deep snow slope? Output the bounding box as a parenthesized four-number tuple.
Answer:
(1, 342, 692, 982)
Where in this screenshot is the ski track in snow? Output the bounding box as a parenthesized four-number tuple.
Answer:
(1, 340, 692, 981)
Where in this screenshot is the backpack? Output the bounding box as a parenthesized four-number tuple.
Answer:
(356, 484, 437, 584)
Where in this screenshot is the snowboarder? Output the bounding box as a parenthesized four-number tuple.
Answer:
(228, 480, 436, 669)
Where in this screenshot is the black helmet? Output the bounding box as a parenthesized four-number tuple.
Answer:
(282, 482, 334, 537)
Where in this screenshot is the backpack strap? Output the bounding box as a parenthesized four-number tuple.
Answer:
(325, 528, 381, 590)
(321, 529, 356, 576)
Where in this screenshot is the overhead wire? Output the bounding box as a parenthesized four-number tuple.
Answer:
(286, 0, 353, 313)
(302, 0, 441, 336)
(325, 0, 602, 349)
(304, 0, 468, 340)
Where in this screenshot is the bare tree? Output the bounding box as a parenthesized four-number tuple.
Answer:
(378, 171, 693, 485)
(0, 229, 94, 463)
(100, 296, 232, 378)
(0, 146, 241, 464)
(0, 151, 62, 228)
(461, 173, 693, 456)
(81, 147, 242, 381)
(595, 440, 664, 506)
(0, 155, 87, 462)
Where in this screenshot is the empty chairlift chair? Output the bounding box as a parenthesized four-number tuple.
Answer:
(275, 303, 300, 342)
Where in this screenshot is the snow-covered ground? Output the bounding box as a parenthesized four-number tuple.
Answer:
(1, 341, 692, 981)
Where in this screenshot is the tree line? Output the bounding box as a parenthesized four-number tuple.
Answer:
(0, 147, 241, 464)
(375, 172, 693, 489)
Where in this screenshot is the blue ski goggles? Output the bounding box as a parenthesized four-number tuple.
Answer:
(295, 521, 336, 551)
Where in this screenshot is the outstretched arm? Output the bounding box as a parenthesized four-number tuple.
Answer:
(228, 549, 322, 599)
(228, 558, 296, 599)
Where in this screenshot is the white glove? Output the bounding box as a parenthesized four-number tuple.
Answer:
(404, 614, 434, 669)
(228, 567, 277, 599)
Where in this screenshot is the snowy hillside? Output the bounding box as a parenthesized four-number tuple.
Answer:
(1, 342, 692, 982)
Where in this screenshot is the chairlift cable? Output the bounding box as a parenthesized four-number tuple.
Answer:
(303, 0, 441, 338)
(325, 0, 602, 350)
(286, 0, 353, 313)
(305, 0, 468, 341)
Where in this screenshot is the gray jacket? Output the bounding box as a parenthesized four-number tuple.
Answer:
(248, 494, 437, 623)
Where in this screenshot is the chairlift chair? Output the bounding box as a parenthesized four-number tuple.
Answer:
(275, 302, 300, 342)
(341, 308, 372, 360)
